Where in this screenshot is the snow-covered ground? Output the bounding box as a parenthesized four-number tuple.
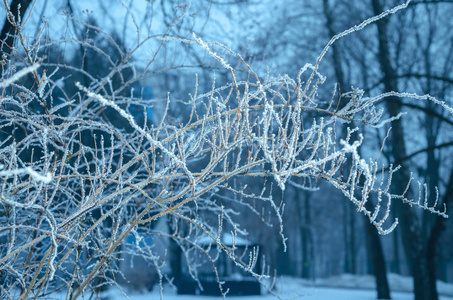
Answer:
(48, 274, 453, 299)
(101, 288, 453, 300)
(94, 273, 453, 300)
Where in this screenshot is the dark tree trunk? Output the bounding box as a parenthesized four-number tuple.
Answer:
(322, 0, 359, 277)
(349, 208, 357, 274)
(297, 190, 313, 279)
(169, 240, 182, 284)
(167, 218, 183, 285)
(323, 3, 392, 294)
(322, 0, 345, 91)
(0, 0, 33, 55)
(364, 201, 391, 299)
(371, 1, 432, 299)
(426, 170, 453, 300)
(276, 241, 292, 275)
(343, 201, 351, 273)
(392, 220, 401, 274)
(355, 28, 393, 294)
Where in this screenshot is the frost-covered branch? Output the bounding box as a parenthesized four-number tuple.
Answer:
(0, 0, 450, 299)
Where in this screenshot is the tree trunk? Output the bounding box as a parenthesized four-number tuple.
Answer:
(392, 219, 401, 274)
(349, 208, 357, 274)
(322, 0, 359, 277)
(364, 200, 391, 299)
(426, 169, 453, 300)
(343, 201, 351, 273)
(298, 191, 313, 279)
(371, 1, 431, 299)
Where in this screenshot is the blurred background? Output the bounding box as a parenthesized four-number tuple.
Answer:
(1, 0, 453, 299)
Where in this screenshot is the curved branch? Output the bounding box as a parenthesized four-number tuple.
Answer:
(410, 0, 453, 5)
(401, 102, 453, 127)
(403, 141, 453, 162)
(396, 73, 453, 85)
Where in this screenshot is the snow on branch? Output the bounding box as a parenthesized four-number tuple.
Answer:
(0, 63, 40, 88)
(0, 166, 52, 183)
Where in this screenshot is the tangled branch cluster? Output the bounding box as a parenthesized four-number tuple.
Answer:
(0, 0, 449, 299)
